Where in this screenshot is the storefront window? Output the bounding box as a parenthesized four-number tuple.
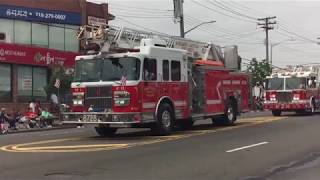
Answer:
(33, 67, 48, 100)
(0, 19, 14, 43)
(65, 25, 79, 52)
(18, 66, 48, 102)
(15, 20, 31, 45)
(32, 23, 48, 48)
(0, 64, 11, 102)
(49, 24, 65, 51)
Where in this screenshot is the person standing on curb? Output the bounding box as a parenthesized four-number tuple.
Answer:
(0, 108, 9, 134)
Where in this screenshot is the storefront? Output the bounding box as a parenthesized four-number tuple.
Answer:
(0, 0, 112, 111)
(0, 43, 78, 110)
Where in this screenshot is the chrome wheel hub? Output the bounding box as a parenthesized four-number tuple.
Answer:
(161, 110, 171, 127)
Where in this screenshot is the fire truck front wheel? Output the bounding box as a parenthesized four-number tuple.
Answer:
(272, 110, 282, 116)
(151, 103, 174, 136)
(95, 125, 118, 137)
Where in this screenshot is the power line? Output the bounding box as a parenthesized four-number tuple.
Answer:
(116, 17, 173, 36)
(116, 15, 173, 19)
(108, 3, 173, 12)
(189, 0, 257, 24)
(207, 0, 257, 21)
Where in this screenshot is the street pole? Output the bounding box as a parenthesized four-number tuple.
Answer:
(270, 38, 295, 68)
(258, 16, 277, 64)
(184, 21, 216, 36)
(265, 19, 269, 63)
(180, 15, 185, 38)
(173, 0, 184, 38)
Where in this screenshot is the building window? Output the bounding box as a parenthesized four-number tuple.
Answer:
(143, 58, 157, 81)
(0, 18, 79, 52)
(14, 20, 31, 45)
(32, 23, 48, 48)
(65, 25, 79, 52)
(49, 24, 65, 51)
(0, 19, 14, 43)
(33, 67, 48, 99)
(171, 61, 181, 81)
(0, 64, 12, 102)
(163, 60, 169, 81)
(17, 66, 48, 102)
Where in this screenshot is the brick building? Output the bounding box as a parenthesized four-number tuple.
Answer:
(0, 0, 113, 111)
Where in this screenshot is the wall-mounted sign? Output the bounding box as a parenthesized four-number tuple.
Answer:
(0, 43, 78, 67)
(88, 16, 107, 26)
(0, 5, 81, 25)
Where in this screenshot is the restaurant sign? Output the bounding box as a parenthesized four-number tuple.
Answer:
(0, 43, 78, 67)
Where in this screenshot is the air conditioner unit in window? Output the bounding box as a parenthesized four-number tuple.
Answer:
(0, 32, 6, 43)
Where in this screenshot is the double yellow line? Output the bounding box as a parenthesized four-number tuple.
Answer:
(0, 116, 287, 153)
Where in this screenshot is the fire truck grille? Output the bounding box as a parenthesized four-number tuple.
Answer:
(85, 86, 112, 109)
(277, 92, 293, 103)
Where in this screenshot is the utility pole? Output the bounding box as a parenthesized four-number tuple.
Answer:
(258, 16, 276, 64)
(173, 0, 184, 38)
(180, 12, 185, 38)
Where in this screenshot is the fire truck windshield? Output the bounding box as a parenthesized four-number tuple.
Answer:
(285, 77, 306, 90)
(74, 57, 141, 82)
(266, 78, 284, 90)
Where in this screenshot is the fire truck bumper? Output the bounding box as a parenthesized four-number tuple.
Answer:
(264, 100, 310, 111)
(62, 112, 153, 127)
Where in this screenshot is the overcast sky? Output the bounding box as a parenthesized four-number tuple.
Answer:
(89, 0, 320, 68)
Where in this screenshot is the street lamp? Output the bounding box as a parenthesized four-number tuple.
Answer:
(270, 38, 295, 67)
(184, 20, 216, 36)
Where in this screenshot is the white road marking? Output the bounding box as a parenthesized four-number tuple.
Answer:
(226, 142, 269, 153)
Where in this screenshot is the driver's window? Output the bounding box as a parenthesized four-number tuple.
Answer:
(307, 77, 316, 88)
(143, 58, 157, 81)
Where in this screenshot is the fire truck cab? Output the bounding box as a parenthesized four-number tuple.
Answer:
(264, 65, 320, 116)
(62, 25, 250, 136)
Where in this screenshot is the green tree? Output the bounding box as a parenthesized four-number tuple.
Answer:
(246, 58, 272, 86)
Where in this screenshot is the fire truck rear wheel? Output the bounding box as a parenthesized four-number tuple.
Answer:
(213, 101, 237, 126)
(272, 110, 282, 116)
(151, 103, 174, 136)
(95, 125, 117, 137)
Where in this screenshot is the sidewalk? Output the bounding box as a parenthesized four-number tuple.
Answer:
(1, 120, 76, 135)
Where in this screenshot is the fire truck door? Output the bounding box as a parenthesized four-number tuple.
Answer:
(160, 60, 170, 96)
(142, 58, 159, 110)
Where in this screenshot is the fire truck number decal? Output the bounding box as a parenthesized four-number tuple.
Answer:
(82, 115, 98, 122)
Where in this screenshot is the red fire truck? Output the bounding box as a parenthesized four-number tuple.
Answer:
(62, 25, 250, 136)
(264, 65, 320, 116)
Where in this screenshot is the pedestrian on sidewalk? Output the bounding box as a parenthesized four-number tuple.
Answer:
(0, 108, 9, 134)
(40, 108, 54, 128)
(7, 109, 21, 130)
(29, 99, 36, 113)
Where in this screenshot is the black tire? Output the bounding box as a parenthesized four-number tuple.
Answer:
(215, 101, 237, 126)
(272, 110, 282, 116)
(179, 118, 194, 130)
(95, 125, 117, 137)
(151, 103, 174, 136)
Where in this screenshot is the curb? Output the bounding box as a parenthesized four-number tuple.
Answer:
(5, 125, 76, 135)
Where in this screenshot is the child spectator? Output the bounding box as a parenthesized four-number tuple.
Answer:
(0, 108, 9, 134)
(40, 108, 53, 128)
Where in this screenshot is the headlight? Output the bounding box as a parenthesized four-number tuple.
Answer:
(73, 99, 83, 105)
(114, 91, 131, 106)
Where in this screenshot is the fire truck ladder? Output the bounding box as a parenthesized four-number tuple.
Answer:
(78, 25, 224, 62)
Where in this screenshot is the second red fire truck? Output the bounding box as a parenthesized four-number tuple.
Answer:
(264, 65, 320, 116)
(62, 25, 250, 136)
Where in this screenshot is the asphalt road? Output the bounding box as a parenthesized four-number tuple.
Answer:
(0, 111, 320, 180)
